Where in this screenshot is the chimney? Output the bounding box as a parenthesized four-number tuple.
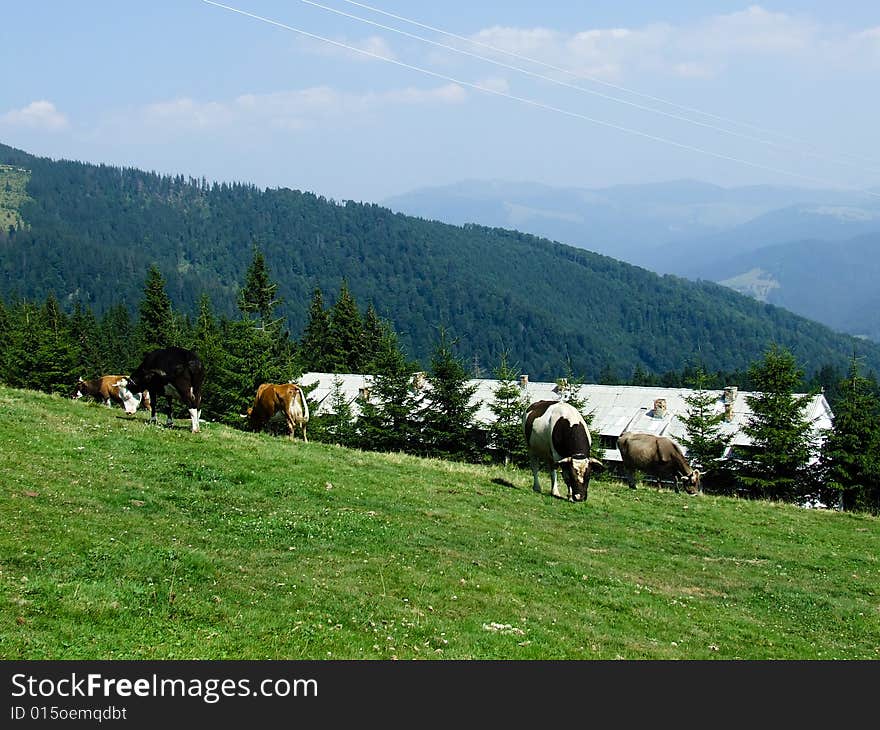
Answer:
(519, 374, 529, 388)
(653, 398, 667, 419)
(358, 386, 371, 402)
(412, 371, 426, 391)
(723, 386, 737, 422)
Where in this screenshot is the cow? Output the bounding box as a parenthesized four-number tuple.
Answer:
(120, 346, 205, 432)
(523, 400, 604, 502)
(617, 431, 701, 495)
(245, 382, 309, 441)
(73, 375, 151, 415)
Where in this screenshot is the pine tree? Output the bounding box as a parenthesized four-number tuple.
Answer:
(326, 280, 365, 372)
(740, 344, 817, 502)
(238, 246, 282, 332)
(819, 357, 880, 513)
(362, 303, 393, 373)
(191, 293, 229, 422)
(99, 304, 138, 374)
(137, 264, 175, 352)
(488, 351, 530, 466)
(69, 301, 103, 377)
(421, 328, 479, 460)
(356, 330, 420, 454)
(321, 374, 357, 448)
(680, 366, 734, 493)
(300, 288, 332, 372)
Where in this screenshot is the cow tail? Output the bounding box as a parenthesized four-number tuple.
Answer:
(298, 385, 310, 422)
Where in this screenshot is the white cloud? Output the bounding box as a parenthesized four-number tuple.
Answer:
(102, 83, 467, 138)
(0, 100, 69, 132)
(464, 6, 880, 81)
(296, 34, 396, 62)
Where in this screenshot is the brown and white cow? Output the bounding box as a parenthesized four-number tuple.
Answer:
(523, 400, 604, 502)
(246, 383, 310, 441)
(617, 431, 701, 494)
(73, 375, 151, 415)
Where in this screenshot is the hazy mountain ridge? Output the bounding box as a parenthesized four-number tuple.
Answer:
(383, 179, 880, 340)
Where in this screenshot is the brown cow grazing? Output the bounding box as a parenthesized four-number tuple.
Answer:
(617, 431, 701, 495)
(246, 383, 310, 441)
(73, 375, 151, 415)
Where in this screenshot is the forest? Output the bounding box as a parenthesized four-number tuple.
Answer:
(3, 142, 880, 382)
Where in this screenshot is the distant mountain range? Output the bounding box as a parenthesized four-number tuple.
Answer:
(3, 141, 880, 381)
(383, 179, 880, 341)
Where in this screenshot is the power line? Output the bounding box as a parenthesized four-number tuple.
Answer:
(201, 1, 880, 198)
(339, 0, 880, 174)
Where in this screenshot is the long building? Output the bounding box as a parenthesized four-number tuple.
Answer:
(299, 371, 833, 464)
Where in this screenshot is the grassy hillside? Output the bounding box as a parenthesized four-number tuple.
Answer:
(1, 386, 877, 660)
(0, 164, 30, 232)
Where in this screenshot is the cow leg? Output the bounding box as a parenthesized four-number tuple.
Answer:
(189, 408, 200, 433)
(149, 391, 159, 425)
(626, 470, 637, 489)
(285, 412, 296, 440)
(300, 422, 308, 443)
(103, 399, 112, 408)
(550, 468, 562, 499)
(530, 457, 542, 493)
(673, 476, 680, 494)
(165, 395, 174, 427)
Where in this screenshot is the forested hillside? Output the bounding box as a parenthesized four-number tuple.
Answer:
(2, 142, 880, 381)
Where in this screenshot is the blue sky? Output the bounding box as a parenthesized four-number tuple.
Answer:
(2, 1, 878, 202)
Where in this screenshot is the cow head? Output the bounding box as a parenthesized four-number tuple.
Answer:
(113, 378, 141, 415)
(682, 469, 701, 495)
(72, 377, 87, 399)
(556, 454, 605, 502)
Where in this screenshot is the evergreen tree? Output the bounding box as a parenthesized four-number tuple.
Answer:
(191, 293, 231, 422)
(137, 264, 175, 352)
(319, 374, 358, 448)
(237, 246, 282, 332)
(356, 330, 420, 453)
(740, 344, 817, 502)
(299, 287, 332, 372)
(99, 304, 138, 374)
(362, 303, 393, 373)
(488, 351, 530, 466)
(69, 301, 103, 377)
(421, 328, 479, 460)
(680, 366, 735, 493)
(326, 280, 365, 372)
(819, 357, 880, 513)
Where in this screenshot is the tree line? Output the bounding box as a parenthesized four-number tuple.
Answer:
(1, 250, 878, 514)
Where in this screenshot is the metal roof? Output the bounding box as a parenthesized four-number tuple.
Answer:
(300, 372, 833, 461)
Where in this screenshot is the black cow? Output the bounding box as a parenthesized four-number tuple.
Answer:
(523, 400, 604, 501)
(121, 346, 205, 432)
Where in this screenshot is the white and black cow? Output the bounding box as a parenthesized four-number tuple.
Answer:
(120, 346, 205, 432)
(523, 400, 605, 502)
(617, 431, 701, 495)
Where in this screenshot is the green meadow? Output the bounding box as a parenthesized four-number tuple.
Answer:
(1, 385, 877, 660)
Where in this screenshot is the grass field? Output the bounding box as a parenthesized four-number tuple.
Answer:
(0, 385, 877, 660)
